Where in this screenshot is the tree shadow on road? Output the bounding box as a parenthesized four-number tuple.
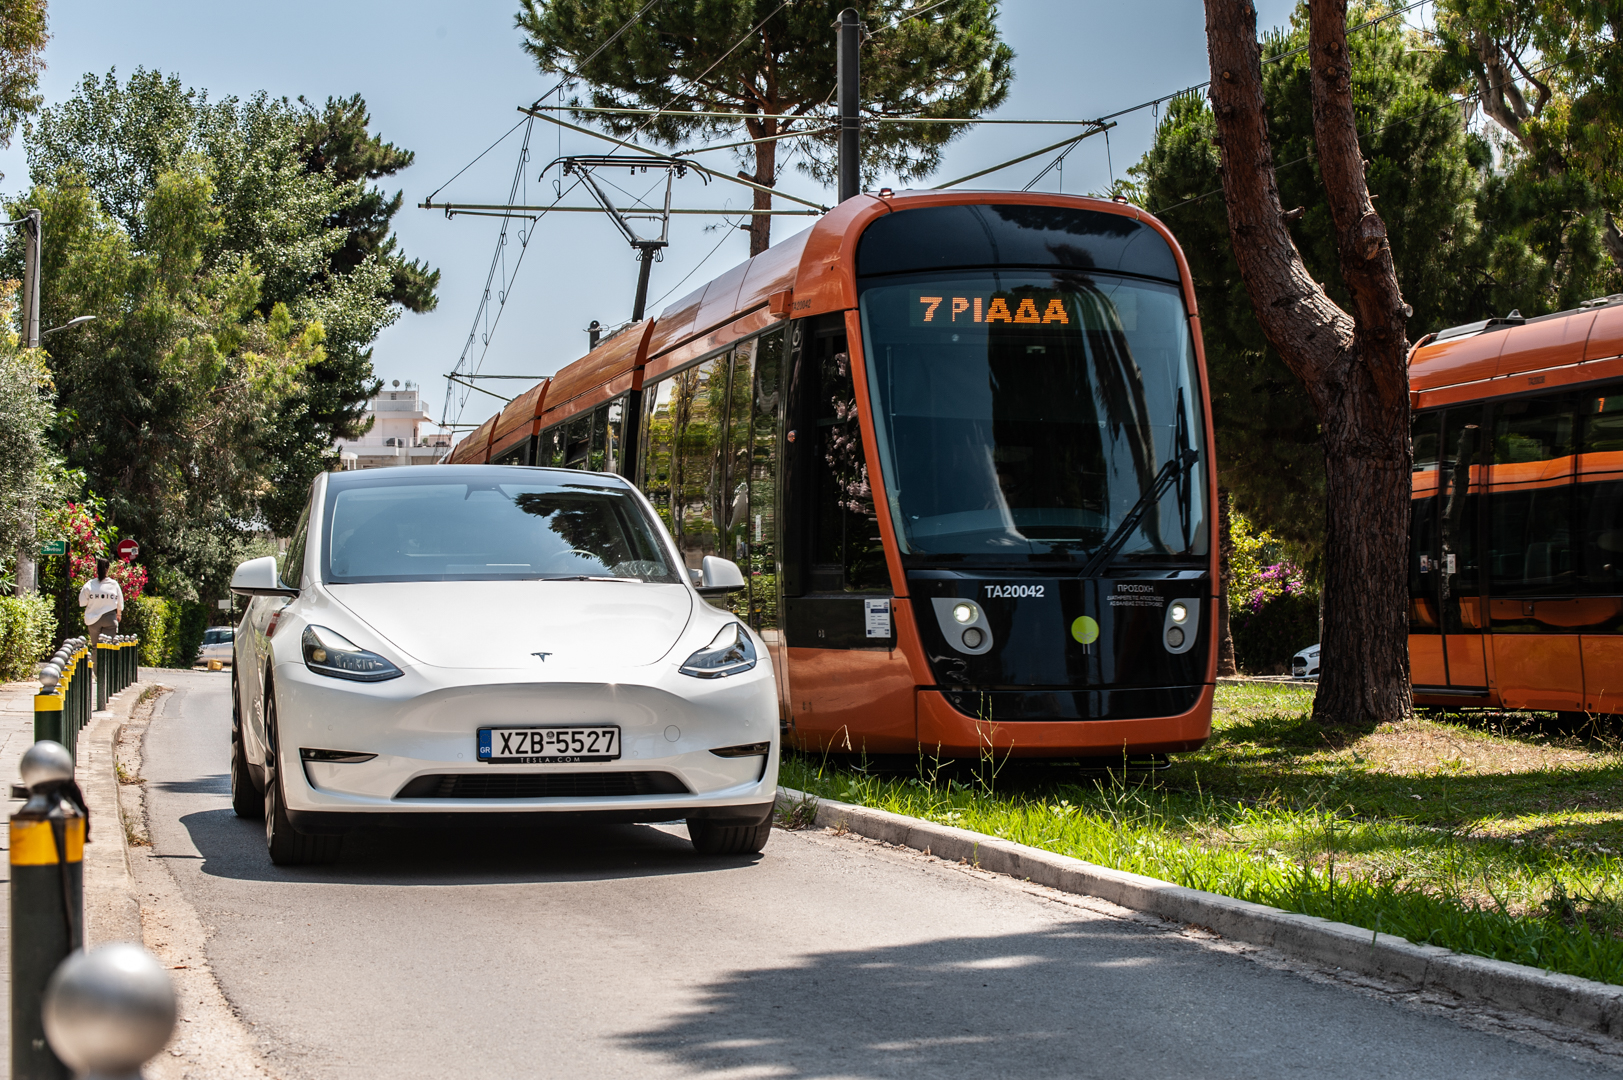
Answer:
(613, 925, 1594, 1080)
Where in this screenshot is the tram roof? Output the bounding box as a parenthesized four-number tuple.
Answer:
(446, 189, 1190, 462)
(1409, 294, 1623, 407)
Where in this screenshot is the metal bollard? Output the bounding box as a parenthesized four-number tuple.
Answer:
(35, 665, 64, 746)
(43, 944, 176, 1080)
(10, 742, 89, 1080)
(94, 644, 108, 714)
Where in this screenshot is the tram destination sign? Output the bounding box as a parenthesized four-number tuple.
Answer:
(913, 290, 1073, 327)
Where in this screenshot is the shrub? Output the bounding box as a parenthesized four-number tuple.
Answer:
(0, 594, 58, 682)
(125, 596, 173, 668)
(1231, 591, 1320, 674)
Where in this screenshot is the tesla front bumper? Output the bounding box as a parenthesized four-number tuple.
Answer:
(271, 656, 779, 830)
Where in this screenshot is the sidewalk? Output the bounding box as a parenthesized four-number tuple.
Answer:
(1, 674, 150, 1068)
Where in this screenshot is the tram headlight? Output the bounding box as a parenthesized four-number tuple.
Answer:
(1166, 626, 1185, 648)
(952, 602, 978, 624)
(962, 627, 985, 649)
(1169, 601, 1189, 624)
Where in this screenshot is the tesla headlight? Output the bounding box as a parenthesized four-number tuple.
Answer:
(679, 623, 757, 679)
(301, 625, 403, 682)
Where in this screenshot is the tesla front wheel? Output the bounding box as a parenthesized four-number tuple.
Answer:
(263, 683, 340, 866)
(688, 818, 772, 855)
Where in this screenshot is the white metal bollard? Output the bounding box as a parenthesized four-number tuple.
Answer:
(42, 944, 176, 1080)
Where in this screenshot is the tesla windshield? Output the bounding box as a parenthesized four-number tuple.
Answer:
(322, 474, 679, 583)
(858, 270, 1208, 564)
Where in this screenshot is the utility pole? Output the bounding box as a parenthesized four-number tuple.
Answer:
(14, 208, 41, 596)
(837, 9, 861, 203)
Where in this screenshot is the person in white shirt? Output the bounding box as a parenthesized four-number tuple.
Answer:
(79, 557, 124, 652)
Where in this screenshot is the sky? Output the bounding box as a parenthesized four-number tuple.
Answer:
(4, 0, 1302, 433)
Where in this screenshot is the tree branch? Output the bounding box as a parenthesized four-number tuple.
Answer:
(1203, 0, 1346, 411)
(1309, 0, 1409, 413)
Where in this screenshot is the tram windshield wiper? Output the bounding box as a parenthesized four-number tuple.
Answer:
(1081, 448, 1199, 580)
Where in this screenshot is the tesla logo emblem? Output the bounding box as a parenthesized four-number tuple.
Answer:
(532, 652, 552, 661)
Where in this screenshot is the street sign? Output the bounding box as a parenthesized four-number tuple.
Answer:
(117, 538, 139, 563)
(39, 540, 65, 556)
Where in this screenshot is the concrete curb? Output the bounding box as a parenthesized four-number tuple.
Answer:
(77, 680, 153, 947)
(776, 787, 1623, 1038)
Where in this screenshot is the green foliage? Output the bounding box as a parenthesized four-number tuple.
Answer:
(1432, 0, 1623, 289)
(0, 0, 47, 155)
(125, 596, 172, 668)
(122, 595, 207, 668)
(1227, 512, 1318, 672)
(1130, 5, 1598, 558)
(0, 593, 55, 682)
(515, 0, 1013, 249)
(16, 69, 435, 599)
(0, 286, 50, 583)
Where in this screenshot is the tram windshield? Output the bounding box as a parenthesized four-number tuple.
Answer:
(859, 270, 1208, 564)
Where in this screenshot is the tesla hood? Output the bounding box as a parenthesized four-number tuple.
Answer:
(329, 580, 696, 670)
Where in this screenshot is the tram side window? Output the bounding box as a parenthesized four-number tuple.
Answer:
(792, 316, 887, 594)
(1577, 388, 1623, 591)
(1439, 409, 1484, 592)
(747, 330, 784, 630)
(1489, 394, 1576, 595)
(640, 352, 731, 570)
(1409, 410, 1441, 630)
(491, 439, 531, 466)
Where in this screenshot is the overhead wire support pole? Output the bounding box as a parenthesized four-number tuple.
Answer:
(837, 8, 861, 203)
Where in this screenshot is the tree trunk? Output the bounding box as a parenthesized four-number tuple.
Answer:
(1217, 487, 1238, 677)
(1204, 0, 1412, 730)
(746, 117, 778, 257)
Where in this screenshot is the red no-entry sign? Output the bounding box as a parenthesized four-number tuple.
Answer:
(117, 538, 139, 563)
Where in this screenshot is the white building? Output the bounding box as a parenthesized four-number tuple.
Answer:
(335, 382, 451, 470)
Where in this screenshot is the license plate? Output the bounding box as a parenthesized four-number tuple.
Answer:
(477, 727, 621, 763)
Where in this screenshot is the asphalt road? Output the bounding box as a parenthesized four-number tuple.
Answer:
(138, 670, 1613, 1079)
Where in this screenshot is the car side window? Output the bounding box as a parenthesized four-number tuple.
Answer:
(281, 503, 312, 590)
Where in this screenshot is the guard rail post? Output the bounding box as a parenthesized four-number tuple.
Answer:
(43, 944, 176, 1080)
(9, 741, 85, 1080)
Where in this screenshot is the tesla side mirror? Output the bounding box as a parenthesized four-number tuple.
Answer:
(230, 555, 298, 598)
(697, 555, 746, 597)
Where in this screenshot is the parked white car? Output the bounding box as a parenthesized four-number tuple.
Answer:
(199, 627, 234, 667)
(229, 465, 779, 866)
(1292, 643, 1321, 680)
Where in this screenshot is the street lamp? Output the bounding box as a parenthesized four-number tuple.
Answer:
(41, 315, 96, 338)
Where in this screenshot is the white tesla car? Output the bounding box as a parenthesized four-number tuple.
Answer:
(229, 465, 778, 865)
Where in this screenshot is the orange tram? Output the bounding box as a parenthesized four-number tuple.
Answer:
(446, 191, 1219, 758)
(1409, 296, 1623, 715)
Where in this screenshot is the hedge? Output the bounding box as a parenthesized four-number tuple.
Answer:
(0, 594, 58, 683)
(123, 596, 210, 668)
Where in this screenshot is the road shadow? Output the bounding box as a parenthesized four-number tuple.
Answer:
(614, 926, 1585, 1080)
(152, 774, 231, 795)
(176, 807, 759, 887)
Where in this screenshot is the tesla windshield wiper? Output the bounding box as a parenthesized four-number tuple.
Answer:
(1080, 448, 1199, 579)
(543, 575, 626, 582)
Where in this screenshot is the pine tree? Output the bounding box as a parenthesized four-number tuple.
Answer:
(516, 0, 1014, 254)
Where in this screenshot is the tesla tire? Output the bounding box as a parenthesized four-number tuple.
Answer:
(230, 673, 264, 820)
(688, 818, 772, 855)
(263, 680, 340, 866)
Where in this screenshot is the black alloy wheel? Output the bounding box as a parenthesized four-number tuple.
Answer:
(687, 818, 772, 855)
(262, 674, 341, 866)
(229, 670, 263, 820)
